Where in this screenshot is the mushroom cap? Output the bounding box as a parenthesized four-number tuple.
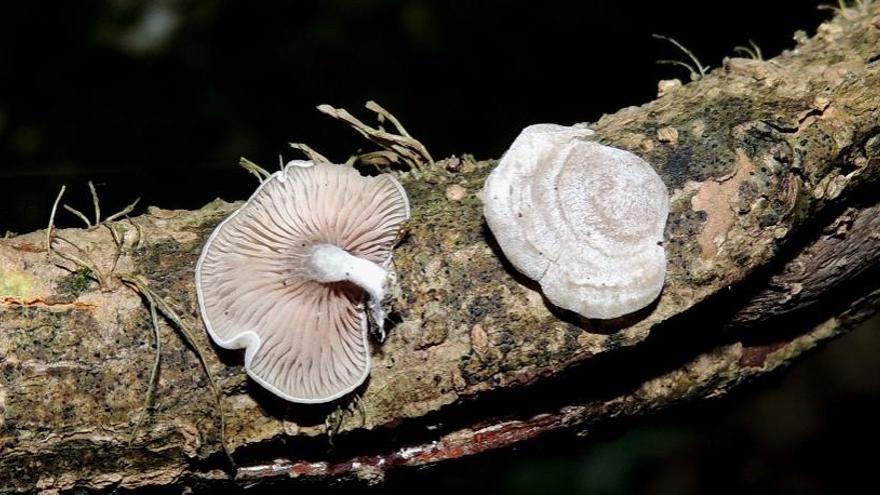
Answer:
(483, 124, 669, 319)
(195, 161, 410, 403)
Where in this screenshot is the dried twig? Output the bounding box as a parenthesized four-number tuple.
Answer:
(60, 181, 104, 229)
(51, 235, 110, 289)
(289, 142, 332, 164)
(48, 184, 140, 290)
(354, 150, 402, 174)
(653, 34, 710, 81)
(105, 198, 141, 223)
(818, 0, 872, 20)
(366, 100, 411, 138)
(733, 40, 764, 60)
(128, 296, 162, 444)
(47, 185, 67, 256)
(127, 217, 143, 251)
(357, 150, 401, 167)
(89, 181, 101, 226)
(120, 275, 234, 469)
(104, 222, 127, 275)
(62, 204, 93, 229)
(43, 182, 231, 465)
(239, 157, 272, 184)
(317, 102, 434, 171)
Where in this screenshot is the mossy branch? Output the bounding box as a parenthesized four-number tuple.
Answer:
(1, 2, 879, 492)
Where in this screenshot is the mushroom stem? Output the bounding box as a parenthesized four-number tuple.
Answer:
(308, 244, 387, 301)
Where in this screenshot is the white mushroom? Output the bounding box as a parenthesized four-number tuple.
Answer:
(195, 161, 410, 403)
(483, 124, 669, 319)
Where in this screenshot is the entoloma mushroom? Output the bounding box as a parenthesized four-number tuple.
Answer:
(196, 160, 410, 403)
(483, 124, 669, 319)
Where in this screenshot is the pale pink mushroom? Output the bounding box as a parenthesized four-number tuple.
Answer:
(195, 161, 410, 403)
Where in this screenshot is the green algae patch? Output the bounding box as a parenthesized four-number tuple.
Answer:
(0, 268, 35, 298)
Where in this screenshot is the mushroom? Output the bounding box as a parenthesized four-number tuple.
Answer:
(195, 160, 410, 403)
(483, 124, 669, 319)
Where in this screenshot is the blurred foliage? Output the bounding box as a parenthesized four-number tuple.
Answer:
(0, 0, 826, 232)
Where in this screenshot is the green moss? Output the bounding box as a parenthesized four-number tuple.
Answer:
(56, 268, 94, 298)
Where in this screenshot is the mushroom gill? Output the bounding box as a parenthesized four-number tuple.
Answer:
(196, 161, 410, 403)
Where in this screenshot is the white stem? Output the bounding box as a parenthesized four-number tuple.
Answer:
(307, 244, 387, 302)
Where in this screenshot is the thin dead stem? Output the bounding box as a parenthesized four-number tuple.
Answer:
(104, 222, 126, 275)
(127, 217, 143, 250)
(289, 142, 332, 164)
(62, 204, 93, 229)
(119, 275, 234, 469)
(47, 185, 67, 256)
(653, 34, 710, 81)
(317, 101, 434, 172)
(818, 0, 872, 20)
(105, 198, 141, 223)
(60, 181, 111, 229)
(733, 40, 764, 61)
(43, 182, 232, 467)
(89, 181, 101, 226)
(48, 183, 142, 284)
(128, 296, 162, 444)
(51, 235, 110, 289)
(357, 150, 401, 167)
(239, 157, 272, 184)
(46, 181, 140, 290)
(366, 100, 412, 138)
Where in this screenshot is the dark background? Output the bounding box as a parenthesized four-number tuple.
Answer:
(1, 1, 877, 494)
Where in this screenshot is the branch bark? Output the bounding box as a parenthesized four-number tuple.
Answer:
(2, 4, 880, 492)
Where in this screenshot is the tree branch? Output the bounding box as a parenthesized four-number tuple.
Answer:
(1, 3, 879, 492)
